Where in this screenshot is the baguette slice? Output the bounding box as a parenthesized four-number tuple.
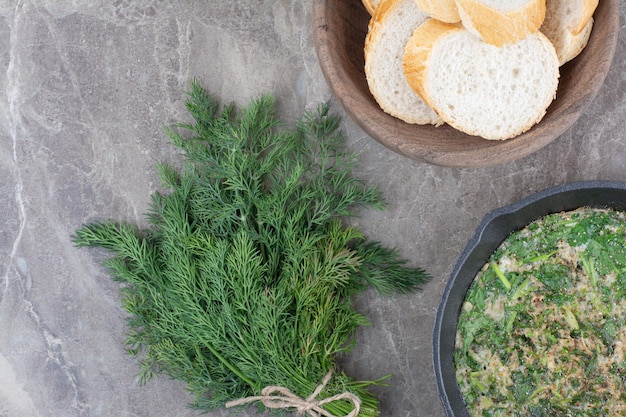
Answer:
(365, 0, 442, 125)
(403, 19, 559, 140)
(362, 0, 380, 15)
(542, 16, 593, 65)
(543, 0, 598, 35)
(456, 0, 546, 47)
(414, 0, 461, 23)
(540, 0, 597, 65)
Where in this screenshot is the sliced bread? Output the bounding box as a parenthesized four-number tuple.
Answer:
(414, 0, 461, 23)
(364, 0, 442, 125)
(542, 15, 593, 65)
(540, 0, 597, 65)
(543, 0, 598, 35)
(456, 0, 546, 47)
(403, 19, 560, 140)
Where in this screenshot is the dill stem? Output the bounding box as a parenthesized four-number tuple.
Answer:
(469, 373, 488, 392)
(202, 340, 259, 390)
(581, 255, 598, 287)
(505, 310, 518, 334)
(520, 249, 557, 264)
(490, 262, 512, 290)
(563, 305, 580, 330)
(580, 254, 610, 315)
(510, 277, 533, 300)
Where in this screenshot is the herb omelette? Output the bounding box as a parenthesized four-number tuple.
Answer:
(455, 207, 626, 416)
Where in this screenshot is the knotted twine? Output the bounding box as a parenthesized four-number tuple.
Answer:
(225, 369, 361, 417)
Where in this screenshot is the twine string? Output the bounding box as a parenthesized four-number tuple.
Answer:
(225, 370, 361, 417)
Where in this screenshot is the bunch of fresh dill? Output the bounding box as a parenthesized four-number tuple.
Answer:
(73, 81, 429, 416)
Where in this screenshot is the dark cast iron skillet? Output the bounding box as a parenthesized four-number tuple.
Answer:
(433, 180, 626, 416)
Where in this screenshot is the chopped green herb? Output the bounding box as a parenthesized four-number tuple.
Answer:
(455, 207, 626, 416)
(490, 262, 512, 290)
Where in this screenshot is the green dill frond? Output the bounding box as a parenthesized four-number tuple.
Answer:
(73, 81, 430, 416)
(353, 240, 430, 296)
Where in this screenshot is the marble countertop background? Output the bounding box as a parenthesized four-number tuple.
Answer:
(0, 1, 624, 416)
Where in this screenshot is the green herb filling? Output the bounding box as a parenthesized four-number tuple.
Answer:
(455, 207, 626, 416)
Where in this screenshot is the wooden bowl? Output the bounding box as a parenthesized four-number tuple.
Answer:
(312, 0, 619, 168)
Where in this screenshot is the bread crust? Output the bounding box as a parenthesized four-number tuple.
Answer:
(456, 0, 546, 47)
(413, 0, 460, 23)
(403, 20, 463, 106)
(540, 0, 597, 65)
(562, 18, 593, 64)
(572, 0, 599, 34)
(361, 0, 377, 16)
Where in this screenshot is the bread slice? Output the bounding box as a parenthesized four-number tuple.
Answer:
(542, 15, 593, 65)
(540, 0, 597, 65)
(362, 0, 380, 16)
(414, 0, 460, 23)
(456, 0, 546, 47)
(543, 0, 598, 35)
(403, 19, 560, 140)
(364, 0, 442, 125)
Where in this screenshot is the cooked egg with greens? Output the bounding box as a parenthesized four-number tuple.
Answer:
(455, 207, 626, 416)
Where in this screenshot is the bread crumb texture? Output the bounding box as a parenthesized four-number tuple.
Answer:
(405, 24, 559, 140)
(365, 0, 442, 125)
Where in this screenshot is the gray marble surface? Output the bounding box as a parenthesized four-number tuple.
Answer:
(0, 1, 624, 416)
